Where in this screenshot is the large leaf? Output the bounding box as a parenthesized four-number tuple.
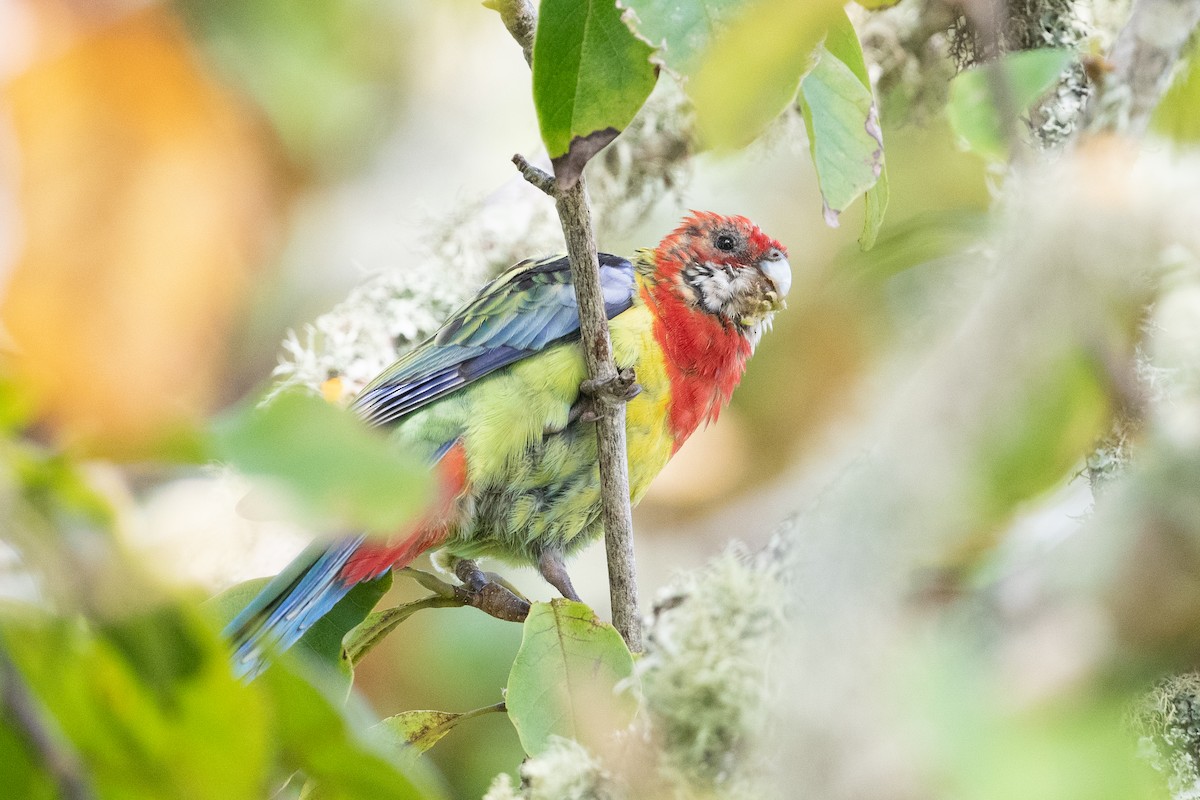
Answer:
(532, 0, 658, 187)
(947, 48, 1073, 161)
(799, 11, 888, 249)
(258, 659, 440, 800)
(1, 611, 270, 800)
(505, 600, 636, 756)
(210, 391, 432, 533)
(689, 0, 844, 149)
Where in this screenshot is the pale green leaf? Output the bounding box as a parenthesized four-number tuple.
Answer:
(505, 600, 636, 756)
(947, 48, 1073, 161)
(533, 0, 658, 186)
(691, 0, 843, 150)
(619, 0, 749, 75)
(210, 391, 432, 534)
(799, 35, 887, 247)
(1151, 38, 1200, 143)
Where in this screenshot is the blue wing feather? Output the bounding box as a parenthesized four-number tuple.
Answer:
(351, 253, 636, 428)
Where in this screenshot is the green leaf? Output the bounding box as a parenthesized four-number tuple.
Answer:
(798, 11, 888, 248)
(505, 600, 636, 756)
(853, 0, 902, 7)
(1151, 38, 1200, 143)
(689, 0, 844, 149)
(374, 704, 505, 758)
(210, 391, 432, 534)
(975, 350, 1108, 522)
(2, 610, 271, 800)
(947, 48, 1073, 161)
(532, 0, 658, 187)
(259, 660, 440, 800)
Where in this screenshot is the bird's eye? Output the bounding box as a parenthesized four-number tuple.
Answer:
(714, 233, 737, 252)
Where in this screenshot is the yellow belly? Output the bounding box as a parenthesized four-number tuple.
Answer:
(610, 303, 676, 504)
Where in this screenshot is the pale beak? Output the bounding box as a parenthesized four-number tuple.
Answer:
(759, 248, 791, 299)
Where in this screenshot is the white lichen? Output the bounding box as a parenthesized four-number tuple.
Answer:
(636, 534, 792, 798)
(483, 736, 623, 800)
(1133, 673, 1200, 800)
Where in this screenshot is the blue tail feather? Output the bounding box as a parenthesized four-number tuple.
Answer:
(224, 535, 366, 680)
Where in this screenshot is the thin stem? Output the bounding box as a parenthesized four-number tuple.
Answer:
(490, 0, 643, 651)
(0, 645, 94, 800)
(554, 181, 643, 651)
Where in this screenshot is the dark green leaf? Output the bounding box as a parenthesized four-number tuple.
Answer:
(505, 600, 636, 756)
(532, 0, 658, 186)
(211, 391, 433, 534)
(1, 611, 271, 800)
(947, 49, 1073, 161)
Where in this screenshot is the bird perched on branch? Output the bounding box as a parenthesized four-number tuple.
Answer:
(226, 211, 790, 678)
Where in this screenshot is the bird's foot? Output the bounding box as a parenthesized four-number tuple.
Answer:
(452, 558, 531, 622)
(537, 549, 582, 603)
(578, 368, 641, 422)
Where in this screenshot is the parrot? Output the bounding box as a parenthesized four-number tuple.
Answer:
(225, 211, 790, 679)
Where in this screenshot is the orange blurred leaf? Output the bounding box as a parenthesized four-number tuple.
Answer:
(2, 5, 278, 456)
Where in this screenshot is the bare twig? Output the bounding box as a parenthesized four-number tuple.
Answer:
(511, 154, 557, 197)
(0, 645, 94, 800)
(490, 0, 643, 651)
(1083, 0, 1200, 135)
(483, 0, 536, 66)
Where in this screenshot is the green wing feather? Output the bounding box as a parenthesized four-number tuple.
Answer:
(350, 253, 636, 428)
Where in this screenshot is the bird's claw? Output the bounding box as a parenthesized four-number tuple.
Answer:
(452, 558, 530, 622)
(578, 368, 641, 421)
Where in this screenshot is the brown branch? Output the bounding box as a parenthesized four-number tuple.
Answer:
(0, 646, 94, 800)
(553, 182, 643, 651)
(1083, 0, 1200, 136)
(490, 0, 643, 651)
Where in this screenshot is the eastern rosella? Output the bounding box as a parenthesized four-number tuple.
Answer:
(226, 212, 790, 678)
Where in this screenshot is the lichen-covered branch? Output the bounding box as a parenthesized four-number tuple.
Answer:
(1084, 0, 1200, 135)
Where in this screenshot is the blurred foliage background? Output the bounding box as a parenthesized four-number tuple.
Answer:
(3, 0, 1200, 798)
